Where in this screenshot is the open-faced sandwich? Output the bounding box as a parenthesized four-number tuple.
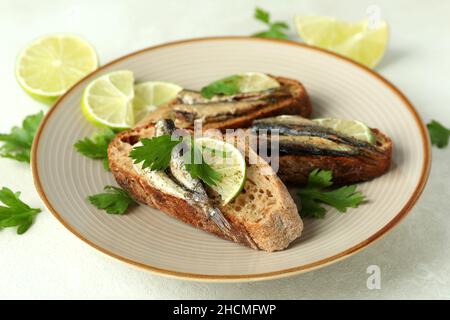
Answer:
(140, 73, 311, 130)
(250, 115, 392, 185)
(108, 119, 303, 252)
(77, 71, 393, 252)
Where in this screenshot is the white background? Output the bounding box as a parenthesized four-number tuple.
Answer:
(1, 0, 450, 299)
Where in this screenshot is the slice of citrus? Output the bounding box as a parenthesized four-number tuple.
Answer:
(133, 81, 182, 123)
(295, 15, 388, 68)
(16, 34, 98, 103)
(237, 72, 280, 93)
(81, 70, 135, 129)
(195, 137, 247, 205)
(313, 118, 376, 144)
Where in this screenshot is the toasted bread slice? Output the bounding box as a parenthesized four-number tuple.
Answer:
(276, 129, 392, 185)
(137, 76, 311, 130)
(108, 123, 303, 252)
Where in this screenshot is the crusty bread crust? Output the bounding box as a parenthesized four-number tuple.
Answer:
(137, 76, 311, 130)
(108, 124, 303, 252)
(276, 129, 393, 185)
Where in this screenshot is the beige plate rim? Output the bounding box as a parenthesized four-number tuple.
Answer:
(31, 36, 431, 282)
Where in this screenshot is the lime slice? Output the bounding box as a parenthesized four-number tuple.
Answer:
(195, 137, 247, 205)
(313, 118, 376, 144)
(81, 70, 135, 129)
(295, 16, 389, 68)
(16, 34, 98, 103)
(237, 72, 280, 93)
(133, 81, 182, 122)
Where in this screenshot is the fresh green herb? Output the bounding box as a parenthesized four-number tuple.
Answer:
(254, 6, 270, 24)
(130, 135, 182, 171)
(200, 75, 242, 99)
(184, 140, 222, 187)
(0, 187, 41, 234)
(0, 111, 44, 163)
(298, 169, 365, 219)
(88, 185, 137, 215)
(252, 7, 289, 40)
(129, 135, 222, 187)
(74, 128, 116, 170)
(427, 120, 450, 148)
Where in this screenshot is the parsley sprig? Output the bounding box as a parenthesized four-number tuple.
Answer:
(129, 135, 222, 187)
(298, 169, 365, 219)
(200, 75, 242, 99)
(252, 7, 289, 40)
(88, 185, 137, 215)
(0, 111, 44, 163)
(74, 128, 116, 170)
(427, 120, 450, 148)
(129, 135, 182, 171)
(0, 187, 41, 234)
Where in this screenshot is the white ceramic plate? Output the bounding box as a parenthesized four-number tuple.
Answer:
(32, 37, 430, 282)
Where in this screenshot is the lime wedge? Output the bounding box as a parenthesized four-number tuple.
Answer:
(237, 72, 280, 93)
(133, 81, 182, 123)
(81, 70, 135, 129)
(313, 118, 376, 144)
(295, 16, 388, 68)
(16, 34, 98, 103)
(195, 137, 247, 205)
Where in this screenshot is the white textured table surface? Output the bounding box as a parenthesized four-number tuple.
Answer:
(1, 0, 449, 299)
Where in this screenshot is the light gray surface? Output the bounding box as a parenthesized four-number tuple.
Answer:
(1, 0, 449, 299)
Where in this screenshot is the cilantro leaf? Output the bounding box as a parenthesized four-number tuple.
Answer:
(298, 169, 365, 218)
(314, 185, 365, 212)
(130, 135, 181, 171)
(253, 24, 289, 40)
(254, 7, 270, 24)
(88, 186, 137, 215)
(0, 187, 41, 234)
(271, 21, 289, 30)
(252, 7, 289, 40)
(74, 128, 116, 170)
(0, 111, 44, 163)
(184, 141, 222, 187)
(200, 75, 242, 99)
(299, 196, 327, 219)
(306, 168, 333, 189)
(129, 135, 222, 187)
(252, 30, 287, 40)
(427, 120, 450, 148)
